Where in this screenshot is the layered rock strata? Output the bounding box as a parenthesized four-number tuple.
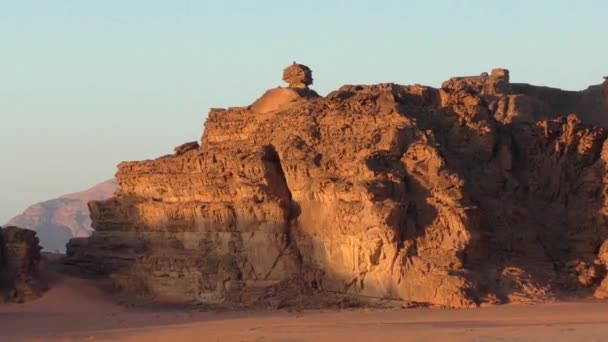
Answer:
(66, 66, 608, 307)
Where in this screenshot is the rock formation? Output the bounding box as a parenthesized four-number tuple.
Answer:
(7, 179, 117, 252)
(66, 64, 608, 308)
(0, 226, 45, 303)
(283, 62, 313, 89)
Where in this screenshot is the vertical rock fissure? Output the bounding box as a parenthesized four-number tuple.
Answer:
(261, 144, 303, 278)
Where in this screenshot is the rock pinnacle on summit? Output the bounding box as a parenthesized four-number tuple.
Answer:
(282, 62, 313, 89)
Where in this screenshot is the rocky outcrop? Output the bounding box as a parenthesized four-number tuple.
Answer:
(282, 62, 313, 89)
(66, 64, 608, 308)
(174, 141, 200, 155)
(7, 180, 117, 252)
(1, 226, 45, 303)
(510, 76, 608, 126)
(247, 63, 319, 116)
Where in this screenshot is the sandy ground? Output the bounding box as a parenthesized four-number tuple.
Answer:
(2, 274, 608, 342)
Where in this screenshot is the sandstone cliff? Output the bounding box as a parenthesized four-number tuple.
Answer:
(7, 180, 117, 252)
(66, 66, 608, 308)
(0, 226, 45, 303)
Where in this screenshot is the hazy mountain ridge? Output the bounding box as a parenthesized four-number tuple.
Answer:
(6, 179, 117, 252)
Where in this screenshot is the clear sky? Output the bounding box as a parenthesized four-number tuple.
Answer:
(1, 0, 606, 223)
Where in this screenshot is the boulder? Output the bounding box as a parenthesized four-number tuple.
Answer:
(174, 141, 199, 155)
(282, 63, 313, 89)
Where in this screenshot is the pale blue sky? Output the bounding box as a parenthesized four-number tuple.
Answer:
(1, 0, 606, 222)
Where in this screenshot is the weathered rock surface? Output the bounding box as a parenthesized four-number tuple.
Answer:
(7, 179, 117, 252)
(0, 226, 45, 303)
(66, 65, 608, 308)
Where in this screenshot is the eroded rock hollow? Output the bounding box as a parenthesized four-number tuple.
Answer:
(66, 65, 608, 307)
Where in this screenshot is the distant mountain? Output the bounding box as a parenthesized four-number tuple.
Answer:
(6, 179, 117, 252)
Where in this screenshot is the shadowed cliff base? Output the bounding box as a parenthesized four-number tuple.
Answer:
(64, 64, 608, 308)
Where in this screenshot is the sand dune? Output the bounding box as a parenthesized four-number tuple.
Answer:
(2, 272, 608, 341)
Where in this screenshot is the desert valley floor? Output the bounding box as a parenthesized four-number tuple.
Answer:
(1, 271, 608, 342)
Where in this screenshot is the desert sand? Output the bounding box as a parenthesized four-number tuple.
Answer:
(1, 272, 608, 342)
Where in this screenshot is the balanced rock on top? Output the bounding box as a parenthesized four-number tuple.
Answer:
(282, 62, 313, 89)
(249, 62, 319, 114)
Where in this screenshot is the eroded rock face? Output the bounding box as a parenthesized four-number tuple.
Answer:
(66, 66, 608, 308)
(1, 226, 44, 303)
